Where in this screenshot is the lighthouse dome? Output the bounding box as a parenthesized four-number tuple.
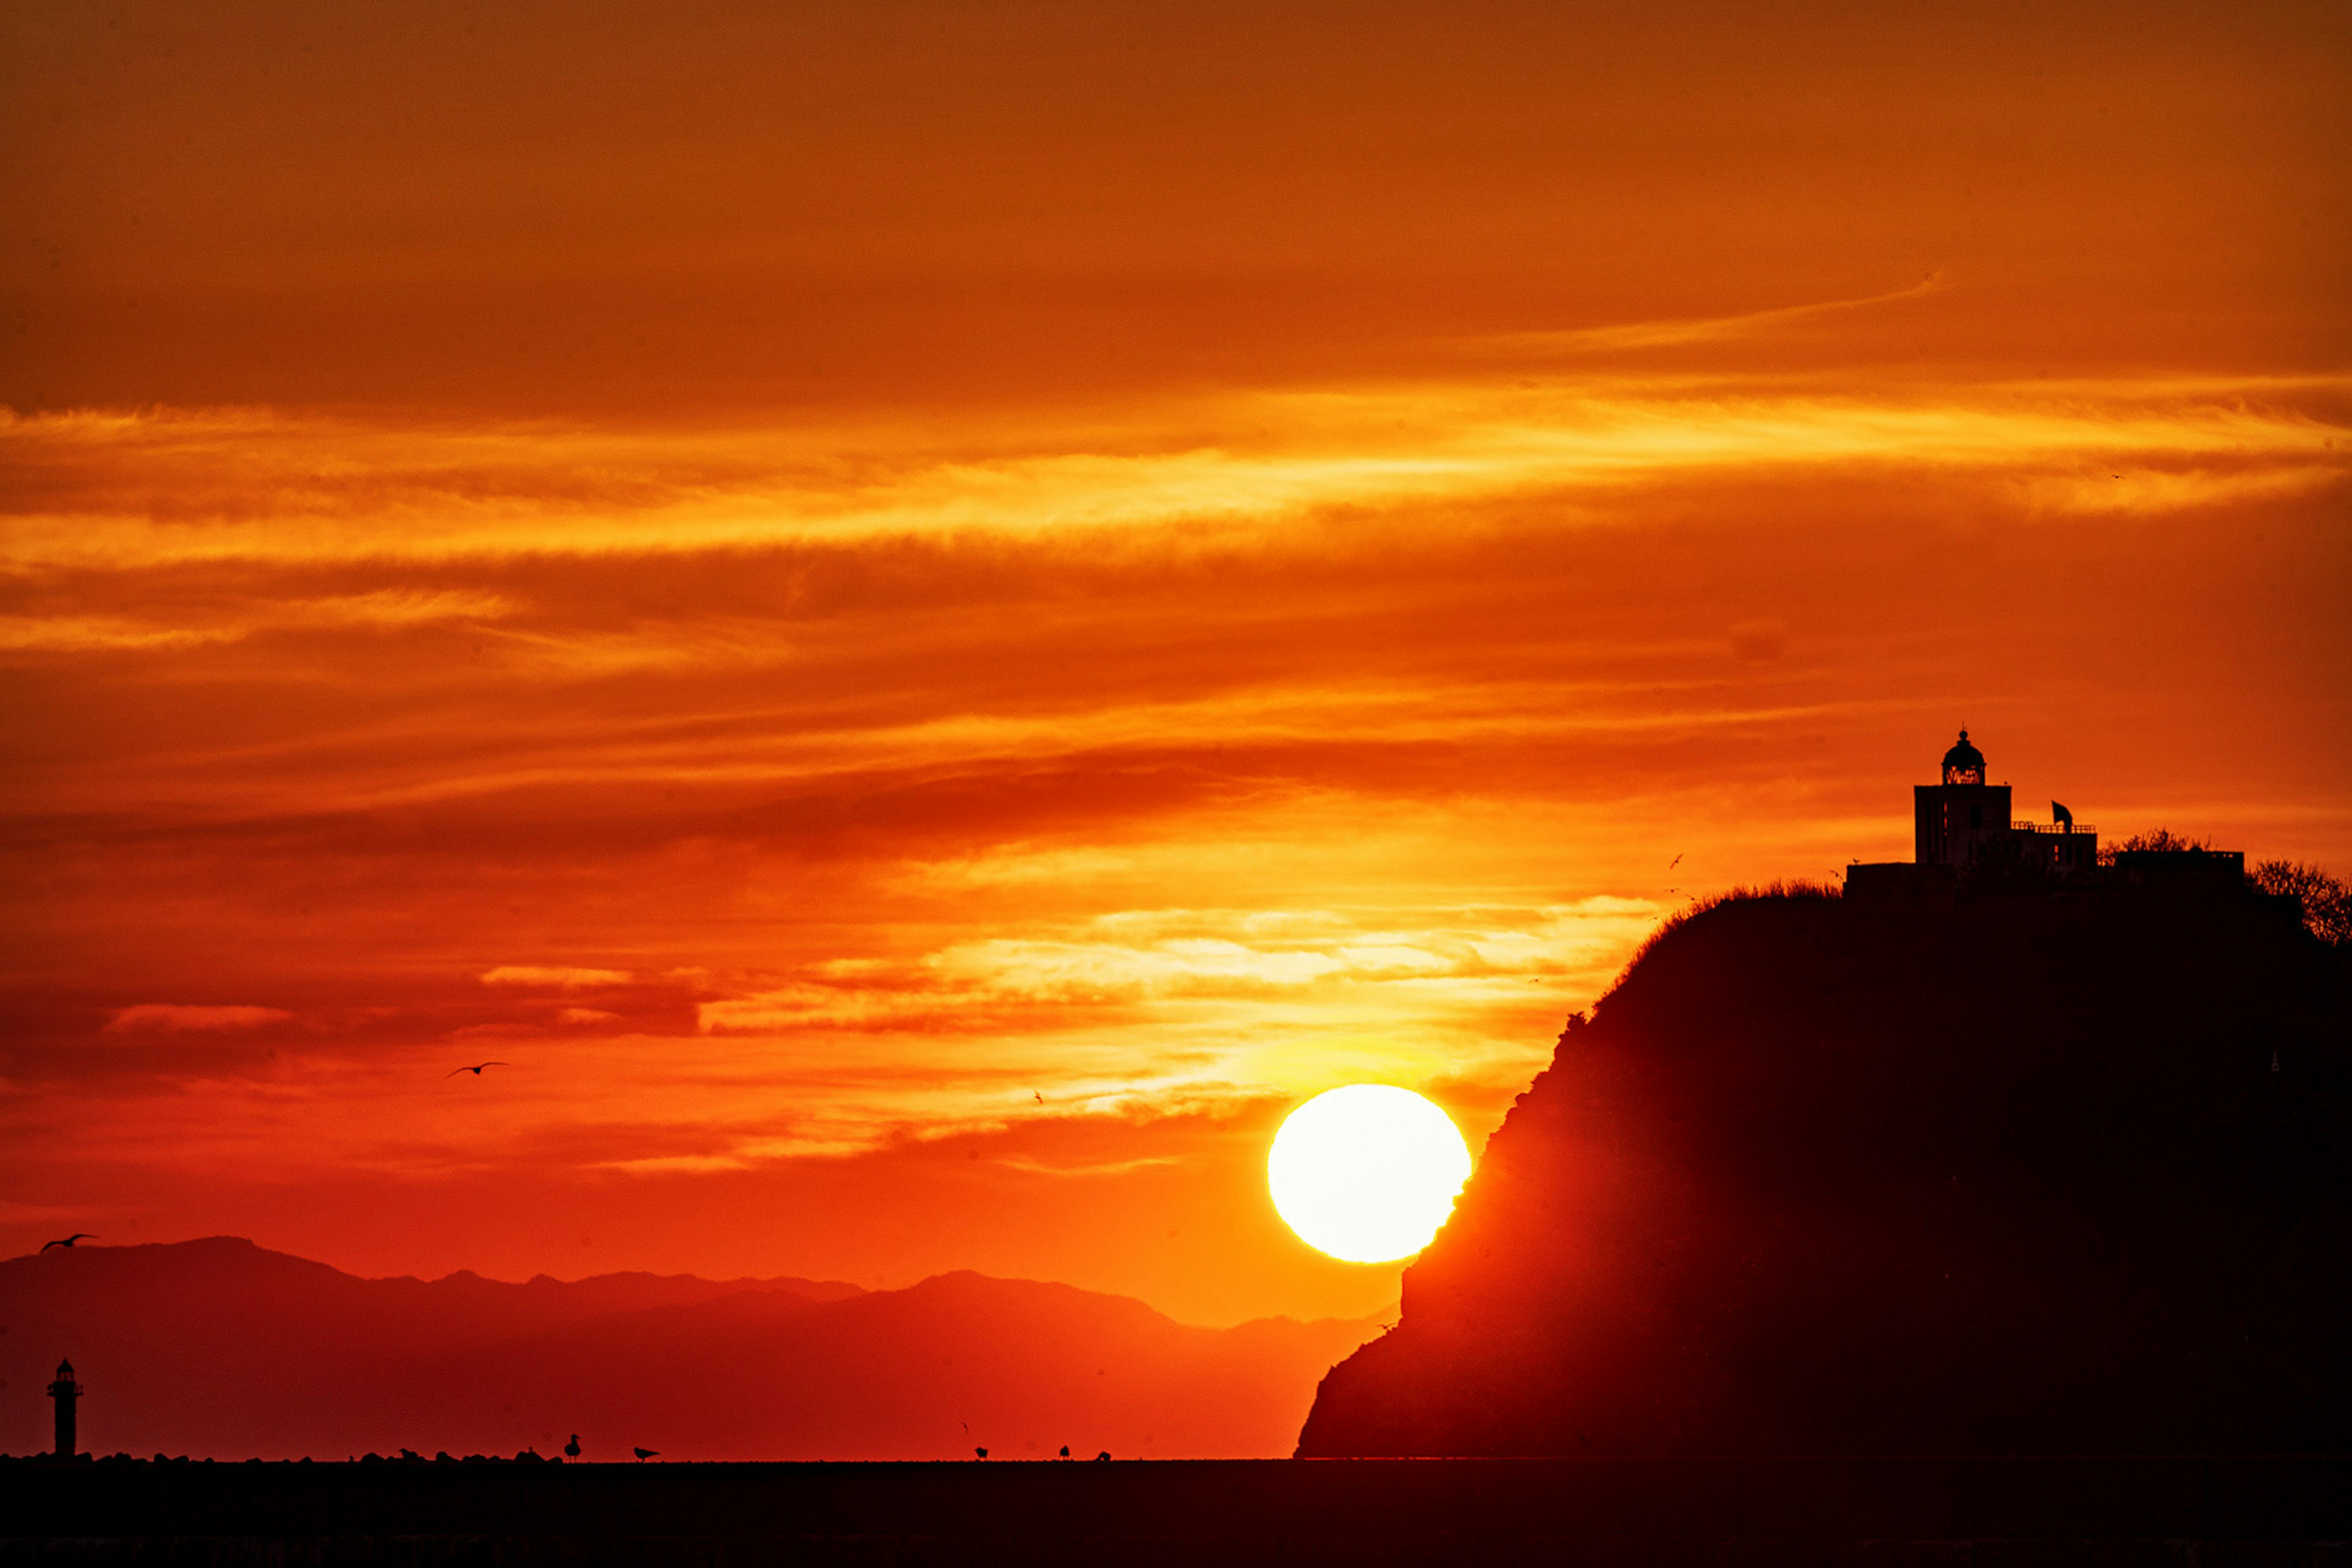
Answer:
(1942, 729, 1986, 785)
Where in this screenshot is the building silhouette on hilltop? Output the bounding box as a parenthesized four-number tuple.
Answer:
(1848, 729, 2097, 897)
(1849, 728, 2250, 900)
(1910, 728, 2098, 875)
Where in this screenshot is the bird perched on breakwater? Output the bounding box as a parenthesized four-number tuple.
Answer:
(633, 1447, 658, 1461)
(41, 1234, 95, 1251)
(564, 1434, 581, 1458)
(974, 1446, 987, 1460)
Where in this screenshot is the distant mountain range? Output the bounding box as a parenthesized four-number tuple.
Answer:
(1, 1238, 1382, 1461)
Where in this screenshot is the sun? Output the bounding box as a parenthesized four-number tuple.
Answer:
(1267, 1085, 1474, 1264)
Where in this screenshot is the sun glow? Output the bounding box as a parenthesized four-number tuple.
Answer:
(1267, 1085, 1474, 1264)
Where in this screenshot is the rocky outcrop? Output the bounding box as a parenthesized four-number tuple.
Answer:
(1298, 885, 2352, 1455)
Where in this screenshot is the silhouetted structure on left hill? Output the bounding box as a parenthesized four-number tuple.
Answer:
(48, 1360, 81, 1460)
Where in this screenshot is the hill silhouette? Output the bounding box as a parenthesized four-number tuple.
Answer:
(1, 1238, 1379, 1460)
(1298, 882, 2352, 1456)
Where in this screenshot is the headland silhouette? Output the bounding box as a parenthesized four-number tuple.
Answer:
(1301, 731, 2352, 1456)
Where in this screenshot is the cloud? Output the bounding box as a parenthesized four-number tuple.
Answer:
(0, 616, 240, 653)
(479, 966, 633, 989)
(103, 1005, 292, 1033)
(1485, 274, 1954, 354)
(2, 374, 2339, 575)
(2018, 463, 2346, 516)
(995, 1153, 1184, 1177)
(591, 1134, 880, 1174)
(0, 589, 512, 655)
(930, 937, 1348, 997)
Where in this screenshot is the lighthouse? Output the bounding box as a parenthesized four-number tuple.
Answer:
(47, 1360, 81, 1460)
(1846, 728, 2100, 898)
(1913, 729, 2008, 866)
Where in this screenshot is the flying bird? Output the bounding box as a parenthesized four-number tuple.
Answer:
(564, 1434, 581, 1459)
(41, 1234, 96, 1251)
(447, 1062, 509, 1077)
(1033, 1091, 1044, 1104)
(1668, 853, 1683, 870)
(633, 1447, 658, 1462)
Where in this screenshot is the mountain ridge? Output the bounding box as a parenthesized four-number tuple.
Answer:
(2, 1237, 1381, 1461)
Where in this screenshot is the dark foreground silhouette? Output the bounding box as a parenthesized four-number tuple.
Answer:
(0, 1240, 1378, 1460)
(1300, 881, 2352, 1457)
(3, 1454, 2348, 1565)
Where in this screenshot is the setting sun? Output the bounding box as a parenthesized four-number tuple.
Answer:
(1268, 1086, 1474, 1264)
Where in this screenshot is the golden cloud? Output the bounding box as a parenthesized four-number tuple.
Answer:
(480, 966, 633, 989)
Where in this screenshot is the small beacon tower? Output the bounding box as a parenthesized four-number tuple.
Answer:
(48, 1359, 82, 1460)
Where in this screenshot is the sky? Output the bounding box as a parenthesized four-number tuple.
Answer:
(2, 0, 2347, 1327)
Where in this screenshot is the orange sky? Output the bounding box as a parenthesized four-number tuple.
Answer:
(2, 0, 2347, 1326)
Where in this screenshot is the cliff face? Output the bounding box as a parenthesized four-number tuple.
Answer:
(1297, 888, 2352, 1456)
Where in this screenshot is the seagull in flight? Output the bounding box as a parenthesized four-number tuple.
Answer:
(447, 1062, 509, 1077)
(1033, 1091, 1044, 1104)
(41, 1234, 95, 1251)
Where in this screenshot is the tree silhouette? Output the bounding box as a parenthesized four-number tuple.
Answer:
(2255, 859, 2352, 945)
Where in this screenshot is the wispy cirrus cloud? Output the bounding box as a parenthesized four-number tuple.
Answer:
(0, 589, 514, 653)
(2, 372, 2341, 575)
(1482, 274, 1955, 355)
(104, 1004, 293, 1033)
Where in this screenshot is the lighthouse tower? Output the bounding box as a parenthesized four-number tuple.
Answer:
(48, 1359, 82, 1460)
(1913, 729, 2013, 866)
(1847, 728, 2099, 899)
